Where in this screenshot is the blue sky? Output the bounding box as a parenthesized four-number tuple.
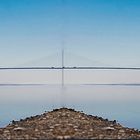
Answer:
(0, 0, 140, 105)
(0, 0, 140, 67)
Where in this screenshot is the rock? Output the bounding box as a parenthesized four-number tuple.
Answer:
(3, 130, 10, 133)
(42, 118, 46, 120)
(99, 134, 104, 139)
(24, 135, 30, 139)
(56, 136, 63, 139)
(102, 127, 115, 130)
(68, 124, 73, 126)
(35, 128, 38, 132)
(63, 135, 71, 139)
(49, 129, 53, 132)
(113, 120, 117, 124)
(89, 128, 93, 131)
(54, 124, 60, 127)
(0, 108, 140, 139)
(119, 129, 125, 133)
(49, 126, 54, 129)
(13, 127, 26, 131)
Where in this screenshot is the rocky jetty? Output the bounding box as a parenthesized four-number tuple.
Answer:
(0, 108, 140, 139)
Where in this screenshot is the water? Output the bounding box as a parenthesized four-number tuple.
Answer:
(0, 84, 140, 129)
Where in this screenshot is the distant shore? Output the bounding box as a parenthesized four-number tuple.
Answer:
(0, 108, 140, 139)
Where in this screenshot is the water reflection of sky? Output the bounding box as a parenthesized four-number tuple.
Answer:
(0, 70, 140, 84)
(0, 84, 140, 129)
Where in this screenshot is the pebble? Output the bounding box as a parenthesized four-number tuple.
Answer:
(49, 126, 54, 129)
(102, 127, 115, 130)
(42, 118, 46, 120)
(90, 128, 94, 132)
(56, 136, 63, 139)
(13, 127, 26, 131)
(54, 124, 60, 127)
(68, 124, 73, 126)
(63, 135, 71, 139)
(35, 129, 38, 132)
(99, 134, 104, 139)
(119, 129, 125, 133)
(4, 130, 10, 133)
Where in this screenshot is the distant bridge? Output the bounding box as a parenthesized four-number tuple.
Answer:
(0, 66, 140, 70)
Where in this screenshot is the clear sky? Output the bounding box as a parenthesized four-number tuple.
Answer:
(0, 0, 140, 84)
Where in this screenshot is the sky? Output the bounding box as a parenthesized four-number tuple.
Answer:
(0, 0, 140, 83)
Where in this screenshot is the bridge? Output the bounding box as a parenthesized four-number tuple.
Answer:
(0, 66, 140, 70)
(0, 48, 140, 87)
(0, 49, 140, 107)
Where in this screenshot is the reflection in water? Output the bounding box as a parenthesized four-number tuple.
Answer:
(0, 84, 140, 129)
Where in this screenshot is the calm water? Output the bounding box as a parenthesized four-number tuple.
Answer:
(0, 84, 140, 129)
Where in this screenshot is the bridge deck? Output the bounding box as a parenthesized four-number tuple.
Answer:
(0, 67, 140, 70)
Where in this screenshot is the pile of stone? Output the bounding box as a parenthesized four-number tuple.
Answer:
(0, 108, 140, 139)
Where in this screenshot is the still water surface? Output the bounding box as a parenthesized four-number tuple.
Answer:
(0, 84, 140, 129)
